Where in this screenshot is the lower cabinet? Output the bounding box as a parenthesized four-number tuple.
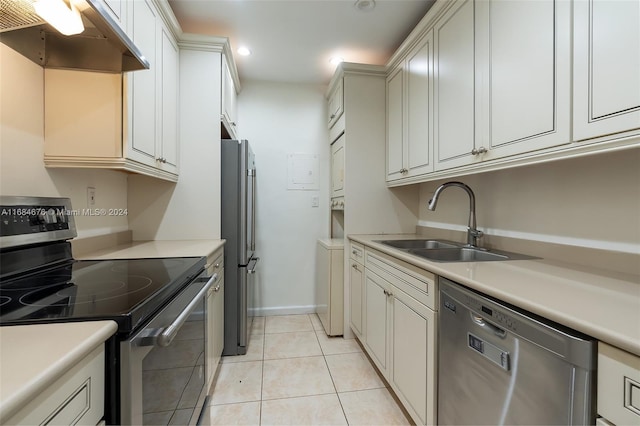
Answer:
(597, 342, 640, 426)
(206, 250, 225, 392)
(349, 242, 365, 339)
(5, 345, 105, 425)
(358, 246, 437, 425)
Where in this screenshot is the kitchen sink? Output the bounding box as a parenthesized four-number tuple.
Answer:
(408, 247, 510, 262)
(377, 239, 459, 250)
(376, 239, 536, 262)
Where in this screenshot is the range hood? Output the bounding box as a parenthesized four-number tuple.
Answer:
(0, 0, 149, 73)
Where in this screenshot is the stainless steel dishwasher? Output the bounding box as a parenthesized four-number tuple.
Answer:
(438, 277, 596, 425)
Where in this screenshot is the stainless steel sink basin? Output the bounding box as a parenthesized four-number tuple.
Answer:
(377, 239, 459, 250)
(408, 247, 510, 262)
(376, 239, 536, 262)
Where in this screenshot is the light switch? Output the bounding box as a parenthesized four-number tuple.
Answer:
(311, 195, 319, 207)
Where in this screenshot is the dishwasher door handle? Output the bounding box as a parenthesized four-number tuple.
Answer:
(471, 313, 507, 338)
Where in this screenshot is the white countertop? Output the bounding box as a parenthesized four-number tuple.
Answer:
(349, 234, 640, 356)
(75, 239, 225, 260)
(0, 321, 117, 421)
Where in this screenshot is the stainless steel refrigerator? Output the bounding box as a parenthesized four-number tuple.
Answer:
(221, 139, 258, 356)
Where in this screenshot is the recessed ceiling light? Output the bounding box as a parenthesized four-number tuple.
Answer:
(330, 57, 344, 66)
(354, 0, 375, 12)
(237, 47, 251, 56)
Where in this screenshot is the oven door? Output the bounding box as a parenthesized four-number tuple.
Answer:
(120, 271, 215, 425)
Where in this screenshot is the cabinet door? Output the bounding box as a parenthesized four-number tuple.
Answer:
(328, 78, 344, 128)
(330, 134, 345, 198)
(205, 288, 215, 391)
(159, 24, 179, 173)
(573, 0, 640, 141)
(479, 0, 570, 158)
(128, 0, 157, 165)
(386, 64, 404, 181)
(349, 259, 364, 338)
(213, 274, 225, 377)
(391, 289, 436, 426)
(434, 0, 477, 171)
(406, 33, 433, 177)
(364, 271, 390, 374)
(222, 58, 238, 136)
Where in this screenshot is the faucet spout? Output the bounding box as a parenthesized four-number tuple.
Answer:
(427, 181, 483, 247)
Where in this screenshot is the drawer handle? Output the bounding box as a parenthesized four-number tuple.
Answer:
(383, 289, 393, 297)
(352, 264, 359, 271)
(214, 284, 221, 292)
(471, 147, 488, 155)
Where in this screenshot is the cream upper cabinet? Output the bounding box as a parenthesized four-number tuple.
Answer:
(221, 56, 238, 138)
(386, 33, 434, 182)
(126, 0, 179, 176)
(327, 78, 344, 129)
(434, 0, 570, 172)
(573, 0, 640, 141)
(331, 133, 345, 200)
(43, 0, 180, 182)
(103, 0, 127, 29)
(477, 0, 571, 158)
(433, 0, 477, 171)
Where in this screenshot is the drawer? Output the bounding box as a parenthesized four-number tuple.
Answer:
(365, 248, 436, 310)
(349, 241, 364, 264)
(598, 342, 640, 425)
(206, 249, 224, 275)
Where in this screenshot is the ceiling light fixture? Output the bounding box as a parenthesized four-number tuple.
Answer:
(237, 46, 252, 56)
(330, 57, 344, 66)
(354, 0, 376, 12)
(32, 0, 84, 36)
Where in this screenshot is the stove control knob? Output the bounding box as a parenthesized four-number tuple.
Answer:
(44, 208, 57, 224)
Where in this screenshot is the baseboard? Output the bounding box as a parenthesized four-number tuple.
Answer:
(250, 305, 317, 317)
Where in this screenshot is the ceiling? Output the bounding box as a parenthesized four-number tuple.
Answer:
(168, 0, 435, 85)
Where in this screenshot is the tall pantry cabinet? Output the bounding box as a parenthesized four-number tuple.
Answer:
(325, 63, 418, 337)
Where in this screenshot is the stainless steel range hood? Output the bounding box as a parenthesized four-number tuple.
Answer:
(0, 0, 149, 73)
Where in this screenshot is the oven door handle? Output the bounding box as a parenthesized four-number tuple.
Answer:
(157, 273, 217, 347)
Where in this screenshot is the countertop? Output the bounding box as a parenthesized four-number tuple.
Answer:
(349, 234, 640, 356)
(75, 239, 225, 260)
(0, 321, 118, 421)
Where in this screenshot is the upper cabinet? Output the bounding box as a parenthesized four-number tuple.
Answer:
(573, 0, 640, 141)
(386, 32, 434, 183)
(433, 0, 570, 171)
(126, 0, 180, 177)
(386, 0, 638, 186)
(327, 78, 344, 129)
(43, 0, 181, 182)
(221, 56, 239, 138)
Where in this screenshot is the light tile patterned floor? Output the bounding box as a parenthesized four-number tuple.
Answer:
(207, 314, 412, 425)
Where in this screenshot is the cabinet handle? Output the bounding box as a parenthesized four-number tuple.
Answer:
(400, 168, 408, 174)
(352, 249, 358, 255)
(215, 263, 221, 269)
(231, 122, 237, 127)
(471, 147, 488, 155)
(383, 289, 393, 297)
(352, 264, 359, 271)
(214, 284, 221, 292)
(330, 113, 336, 119)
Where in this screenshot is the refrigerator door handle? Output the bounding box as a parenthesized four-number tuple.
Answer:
(249, 169, 256, 252)
(247, 257, 260, 274)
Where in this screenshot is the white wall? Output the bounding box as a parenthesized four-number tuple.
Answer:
(0, 45, 128, 238)
(237, 80, 330, 315)
(418, 148, 640, 254)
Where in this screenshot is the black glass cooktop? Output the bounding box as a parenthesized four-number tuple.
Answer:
(0, 257, 205, 334)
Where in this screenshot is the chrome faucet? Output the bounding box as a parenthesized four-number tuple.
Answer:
(428, 181, 483, 248)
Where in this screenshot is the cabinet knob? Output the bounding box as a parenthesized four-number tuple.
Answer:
(400, 168, 408, 174)
(352, 264, 359, 271)
(215, 263, 221, 269)
(231, 122, 237, 127)
(383, 289, 393, 297)
(330, 114, 336, 119)
(214, 284, 221, 292)
(471, 147, 488, 155)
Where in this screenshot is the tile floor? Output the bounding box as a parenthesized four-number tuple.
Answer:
(206, 314, 413, 425)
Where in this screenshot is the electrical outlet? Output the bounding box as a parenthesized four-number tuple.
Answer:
(87, 187, 96, 207)
(311, 195, 319, 207)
